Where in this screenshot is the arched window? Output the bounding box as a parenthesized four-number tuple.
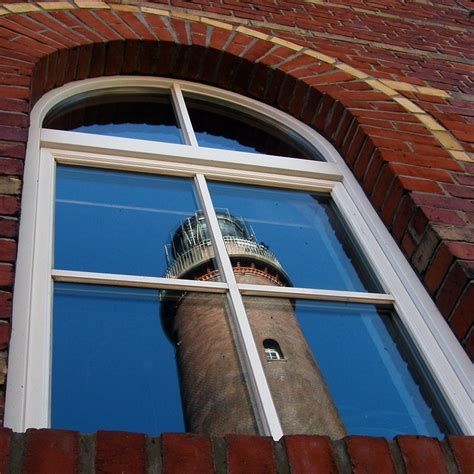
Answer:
(264, 340, 284, 361)
(5, 78, 471, 439)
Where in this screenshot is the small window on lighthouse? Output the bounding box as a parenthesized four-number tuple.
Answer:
(264, 340, 284, 360)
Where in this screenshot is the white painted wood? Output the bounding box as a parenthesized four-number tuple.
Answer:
(5, 150, 56, 430)
(171, 83, 199, 147)
(3, 118, 44, 432)
(238, 284, 394, 304)
(195, 174, 284, 440)
(49, 148, 337, 193)
(41, 129, 342, 183)
(52, 269, 228, 292)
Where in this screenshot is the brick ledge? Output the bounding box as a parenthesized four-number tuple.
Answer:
(0, 429, 472, 473)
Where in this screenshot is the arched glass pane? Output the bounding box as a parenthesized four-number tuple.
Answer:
(184, 95, 319, 159)
(44, 92, 184, 144)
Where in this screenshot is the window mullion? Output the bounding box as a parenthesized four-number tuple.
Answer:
(51, 269, 228, 293)
(238, 283, 394, 305)
(171, 83, 199, 147)
(194, 173, 284, 440)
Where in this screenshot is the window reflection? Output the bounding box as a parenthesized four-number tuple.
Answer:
(44, 92, 184, 144)
(244, 297, 447, 438)
(55, 166, 219, 278)
(52, 283, 185, 434)
(185, 95, 318, 159)
(209, 182, 378, 292)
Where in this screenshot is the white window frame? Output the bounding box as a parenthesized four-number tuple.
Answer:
(5, 77, 473, 439)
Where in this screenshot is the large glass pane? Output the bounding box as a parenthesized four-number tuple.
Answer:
(52, 283, 185, 434)
(44, 92, 184, 144)
(243, 296, 447, 438)
(55, 166, 218, 279)
(208, 182, 377, 292)
(184, 95, 319, 159)
(52, 284, 257, 436)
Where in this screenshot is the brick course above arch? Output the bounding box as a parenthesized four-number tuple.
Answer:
(0, 1, 472, 426)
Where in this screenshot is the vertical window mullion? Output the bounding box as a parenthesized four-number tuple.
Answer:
(170, 83, 199, 147)
(194, 173, 283, 440)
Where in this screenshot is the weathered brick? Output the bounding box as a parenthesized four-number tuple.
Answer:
(443, 183, 474, 200)
(447, 242, 474, 261)
(382, 177, 405, 226)
(162, 433, 214, 474)
(0, 428, 11, 473)
(0, 195, 20, 216)
(104, 40, 124, 76)
(313, 94, 335, 130)
(0, 291, 12, 318)
(397, 176, 443, 194)
(0, 158, 23, 175)
(0, 177, 21, 195)
(412, 227, 439, 275)
(89, 42, 106, 78)
(227, 435, 276, 474)
(0, 263, 14, 288)
(24, 429, 80, 474)
(0, 239, 16, 262)
(436, 261, 472, 319)
(371, 163, 395, 211)
(425, 243, 455, 295)
(448, 436, 474, 474)
(285, 436, 337, 474)
(419, 207, 466, 227)
(346, 436, 396, 474)
(0, 125, 27, 142)
(96, 431, 146, 474)
(449, 283, 474, 340)
(397, 436, 448, 474)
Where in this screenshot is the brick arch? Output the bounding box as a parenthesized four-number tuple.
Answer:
(0, 4, 472, 376)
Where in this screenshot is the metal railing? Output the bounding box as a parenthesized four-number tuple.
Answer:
(164, 236, 285, 279)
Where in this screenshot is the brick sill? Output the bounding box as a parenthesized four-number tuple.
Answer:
(0, 428, 472, 473)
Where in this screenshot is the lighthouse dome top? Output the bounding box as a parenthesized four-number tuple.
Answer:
(164, 210, 291, 285)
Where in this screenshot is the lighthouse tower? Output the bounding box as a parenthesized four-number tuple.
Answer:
(161, 211, 345, 438)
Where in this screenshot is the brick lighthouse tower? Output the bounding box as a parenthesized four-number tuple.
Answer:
(161, 211, 345, 438)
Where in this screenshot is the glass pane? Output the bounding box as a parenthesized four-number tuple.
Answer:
(243, 296, 447, 438)
(52, 283, 184, 434)
(52, 284, 257, 436)
(54, 166, 218, 279)
(44, 92, 184, 144)
(184, 95, 318, 159)
(208, 182, 377, 292)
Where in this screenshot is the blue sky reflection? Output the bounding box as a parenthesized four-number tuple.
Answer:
(52, 283, 185, 434)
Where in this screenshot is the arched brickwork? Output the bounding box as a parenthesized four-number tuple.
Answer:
(0, 2, 472, 423)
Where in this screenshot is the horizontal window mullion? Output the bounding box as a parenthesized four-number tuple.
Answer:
(238, 283, 394, 305)
(41, 129, 343, 182)
(50, 150, 338, 194)
(52, 269, 228, 293)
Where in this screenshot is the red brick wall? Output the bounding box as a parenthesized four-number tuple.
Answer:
(0, 429, 472, 473)
(0, 0, 472, 437)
